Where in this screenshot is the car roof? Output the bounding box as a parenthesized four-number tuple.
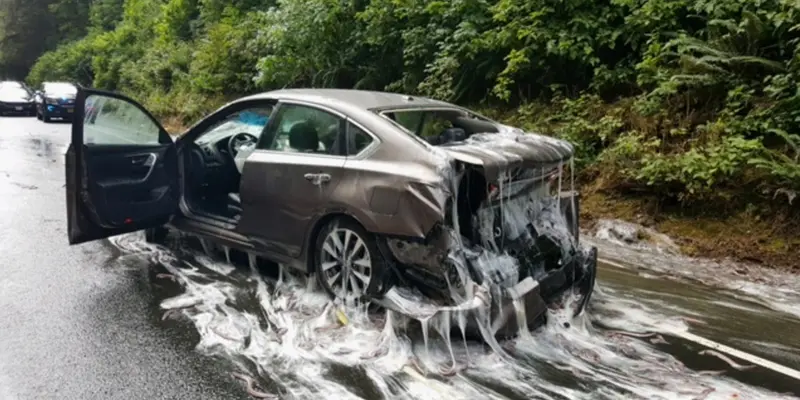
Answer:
(44, 81, 75, 87)
(240, 88, 454, 111)
(0, 85, 29, 91)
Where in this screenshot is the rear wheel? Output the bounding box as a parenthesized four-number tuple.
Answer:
(314, 218, 392, 303)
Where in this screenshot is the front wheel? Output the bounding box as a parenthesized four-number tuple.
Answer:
(314, 218, 393, 303)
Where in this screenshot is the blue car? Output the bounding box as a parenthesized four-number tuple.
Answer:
(34, 81, 77, 122)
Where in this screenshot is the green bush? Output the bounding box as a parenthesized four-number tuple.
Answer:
(10, 0, 800, 209)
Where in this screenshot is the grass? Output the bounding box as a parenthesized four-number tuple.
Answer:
(581, 190, 800, 271)
(163, 115, 188, 136)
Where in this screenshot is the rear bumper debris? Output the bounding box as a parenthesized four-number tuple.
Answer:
(491, 245, 597, 338)
(373, 245, 598, 339)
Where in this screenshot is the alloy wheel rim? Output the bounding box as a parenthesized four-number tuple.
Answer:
(319, 228, 372, 301)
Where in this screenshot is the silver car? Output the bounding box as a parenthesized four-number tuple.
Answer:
(65, 87, 597, 339)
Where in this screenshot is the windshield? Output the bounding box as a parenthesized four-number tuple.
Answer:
(44, 83, 76, 96)
(0, 81, 24, 88)
(195, 108, 273, 145)
(0, 87, 32, 99)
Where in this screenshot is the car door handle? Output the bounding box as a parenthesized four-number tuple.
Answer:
(304, 173, 331, 184)
(131, 153, 156, 167)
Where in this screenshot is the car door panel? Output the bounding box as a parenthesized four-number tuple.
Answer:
(83, 144, 178, 228)
(238, 151, 345, 258)
(66, 87, 178, 245)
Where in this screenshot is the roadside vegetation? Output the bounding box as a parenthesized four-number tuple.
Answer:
(1, 0, 798, 269)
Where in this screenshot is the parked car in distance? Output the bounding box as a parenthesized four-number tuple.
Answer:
(34, 81, 77, 122)
(0, 80, 32, 91)
(65, 87, 597, 339)
(0, 85, 35, 116)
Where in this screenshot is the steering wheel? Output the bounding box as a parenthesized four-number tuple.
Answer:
(228, 132, 259, 158)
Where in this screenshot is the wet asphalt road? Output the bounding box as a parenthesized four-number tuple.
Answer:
(1, 115, 799, 399)
(0, 116, 246, 399)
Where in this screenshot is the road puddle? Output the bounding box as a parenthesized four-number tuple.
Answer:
(106, 233, 798, 399)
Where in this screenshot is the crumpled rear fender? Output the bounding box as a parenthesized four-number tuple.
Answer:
(339, 179, 452, 241)
(324, 152, 455, 242)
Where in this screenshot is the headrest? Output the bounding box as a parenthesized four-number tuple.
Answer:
(289, 121, 319, 151)
(440, 127, 467, 144)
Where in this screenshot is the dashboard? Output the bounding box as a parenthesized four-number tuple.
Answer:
(198, 138, 230, 167)
(185, 111, 270, 197)
(192, 129, 260, 175)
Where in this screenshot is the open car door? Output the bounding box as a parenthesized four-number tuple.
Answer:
(66, 87, 179, 245)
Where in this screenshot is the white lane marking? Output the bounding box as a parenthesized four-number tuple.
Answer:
(597, 257, 637, 271)
(598, 256, 800, 382)
(673, 330, 800, 381)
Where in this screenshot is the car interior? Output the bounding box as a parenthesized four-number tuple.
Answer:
(183, 106, 274, 221)
(183, 104, 352, 223)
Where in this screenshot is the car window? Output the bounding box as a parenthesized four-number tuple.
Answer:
(263, 104, 344, 156)
(195, 106, 273, 145)
(0, 82, 24, 90)
(419, 112, 454, 139)
(83, 94, 161, 145)
(0, 87, 31, 99)
(383, 108, 494, 146)
(386, 110, 456, 140)
(391, 111, 424, 134)
(346, 122, 374, 156)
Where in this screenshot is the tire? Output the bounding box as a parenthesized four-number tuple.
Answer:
(144, 226, 169, 244)
(42, 111, 51, 123)
(36, 109, 41, 120)
(314, 217, 393, 302)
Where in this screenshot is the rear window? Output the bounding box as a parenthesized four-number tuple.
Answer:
(380, 108, 498, 145)
(392, 111, 424, 133)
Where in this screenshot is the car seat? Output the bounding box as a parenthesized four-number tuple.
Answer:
(289, 121, 320, 152)
(439, 127, 467, 144)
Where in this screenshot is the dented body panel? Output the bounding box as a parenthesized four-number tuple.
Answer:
(439, 131, 574, 181)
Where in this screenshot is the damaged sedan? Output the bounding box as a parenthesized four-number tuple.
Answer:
(65, 88, 597, 339)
